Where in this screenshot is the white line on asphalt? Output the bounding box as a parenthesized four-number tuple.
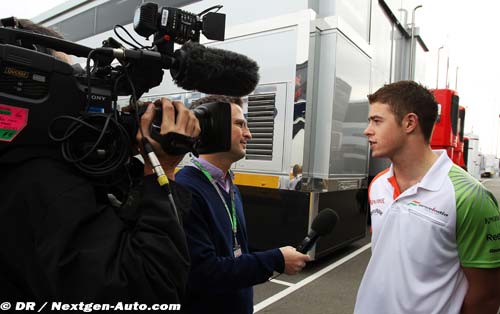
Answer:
(253, 243, 372, 313)
(269, 279, 295, 287)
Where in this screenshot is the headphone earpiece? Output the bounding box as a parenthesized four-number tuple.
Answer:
(0, 16, 18, 28)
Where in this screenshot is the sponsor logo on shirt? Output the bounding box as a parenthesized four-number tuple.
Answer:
(408, 200, 448, 217)
(484, 215, 500, 225)
(370, 208, 383, 216)
(370, 198, 385, 205)
(486, 233, 500, 241)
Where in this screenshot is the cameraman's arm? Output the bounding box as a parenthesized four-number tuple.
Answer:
(32, 161, 191, 303)
(139, 98, 200, 180)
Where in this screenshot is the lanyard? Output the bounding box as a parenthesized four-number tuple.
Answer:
(191, 159, 238, 244)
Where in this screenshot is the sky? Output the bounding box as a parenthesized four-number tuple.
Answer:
(419, 0, 500, 157)
(0, 0, 499, 157)
(0, 0, 68, 21)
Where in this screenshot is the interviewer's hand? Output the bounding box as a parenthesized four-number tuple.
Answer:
(279, 246, 311, 275)
(137, 98, 200, 180)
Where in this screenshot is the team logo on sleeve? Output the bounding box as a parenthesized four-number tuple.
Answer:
(370, 198, 385, 216)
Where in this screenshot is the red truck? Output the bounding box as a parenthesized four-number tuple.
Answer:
(431, 89, 467, 169)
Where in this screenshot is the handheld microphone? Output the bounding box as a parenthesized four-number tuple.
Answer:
(170, 42, 260, 97)
(297, 208, 339, 254)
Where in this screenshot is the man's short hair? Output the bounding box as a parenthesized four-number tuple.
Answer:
(17, 19, 64, 56)
(367, 80, 438, 142)
(191, 95, 243, 109)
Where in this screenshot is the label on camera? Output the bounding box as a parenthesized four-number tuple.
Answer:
(161, 9, 169, 26)
(0, 104, 28, 142)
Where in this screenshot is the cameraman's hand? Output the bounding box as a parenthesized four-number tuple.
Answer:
(137, 98, 200, 180)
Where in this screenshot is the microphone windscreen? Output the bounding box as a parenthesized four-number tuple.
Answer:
(171, 42, 260, 97)
(311, 208, 339, 236)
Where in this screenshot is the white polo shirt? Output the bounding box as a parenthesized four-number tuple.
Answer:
(355, 150, 500, 314)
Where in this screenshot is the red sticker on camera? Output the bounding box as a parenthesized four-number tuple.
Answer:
(0, 104, 28, 142)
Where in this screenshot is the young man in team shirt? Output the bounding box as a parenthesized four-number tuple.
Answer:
(355, 80, 500, 314)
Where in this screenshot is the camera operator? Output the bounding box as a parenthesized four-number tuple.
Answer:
(0, 20, 200, 304)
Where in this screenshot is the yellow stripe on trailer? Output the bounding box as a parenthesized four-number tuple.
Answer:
(233, 172, 279, 189)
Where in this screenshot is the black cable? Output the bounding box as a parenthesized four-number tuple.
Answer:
(85, 49, 96, 112)
(47, 49, 130, 178)
(113, 24, 145, 49)
(122, 66, 144, 141)
(123, 67, 180, 223)
(47, 37, 179, 219)
(112, 73, 127, 121)
(197, 5, 223, 16)
(48, 113, 130, 177)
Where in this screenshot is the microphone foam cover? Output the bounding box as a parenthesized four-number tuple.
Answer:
(311, 208, 339, 236)
(172, 42, 260, 97)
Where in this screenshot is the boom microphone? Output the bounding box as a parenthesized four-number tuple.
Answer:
(297, 208, 339, 254)
(170, 42, 260, 97)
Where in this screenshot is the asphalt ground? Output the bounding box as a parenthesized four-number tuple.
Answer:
(252, 176, 500, 314)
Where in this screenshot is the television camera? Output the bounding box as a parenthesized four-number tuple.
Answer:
(0, 3, 259, 178)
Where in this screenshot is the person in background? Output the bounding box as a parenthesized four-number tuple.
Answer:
(175, 95, 311, 314)
(355, 80, 500, 314)
(289, 164, 303, 190)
